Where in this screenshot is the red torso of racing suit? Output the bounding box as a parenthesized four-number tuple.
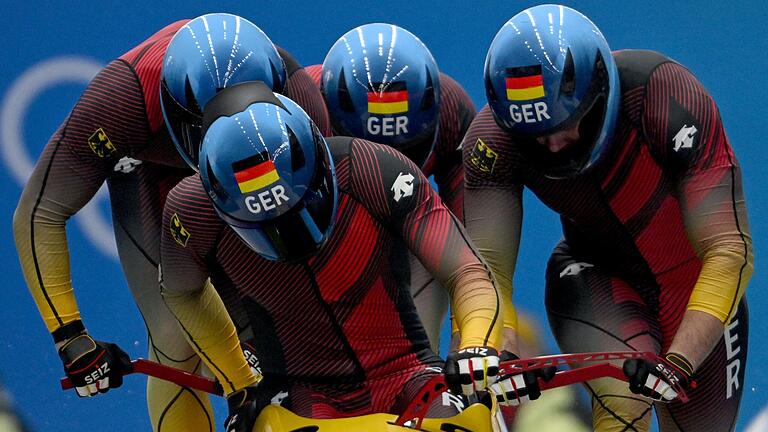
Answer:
(304, 64, 476, 348)
(160, 137, 500, 418)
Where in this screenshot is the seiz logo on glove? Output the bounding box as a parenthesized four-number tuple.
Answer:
(58, 333, 132, 397)
(490, 351, 556, 406)
(445, 346, 500, 395)
(623, 352, 695, 402)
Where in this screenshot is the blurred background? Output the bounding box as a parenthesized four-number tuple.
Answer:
(1, 1, 765, 430)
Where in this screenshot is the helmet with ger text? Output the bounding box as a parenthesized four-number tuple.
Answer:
(199, 81, 337, 262)
(484, 4, 620, 177)
(321, 23, 441, 167)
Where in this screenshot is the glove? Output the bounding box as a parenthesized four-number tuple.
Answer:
(444, 346, 500, 396)
(58, 333, 132, 397)
(224, 378, 286, 432)
(623, 353, 695, 402)
(241, 341, 262, 376)
(490, 351, 556, 406)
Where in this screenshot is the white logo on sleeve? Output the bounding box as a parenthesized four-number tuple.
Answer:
(672, 125, 697, 152)
(391, 172, 415, 202)
(559, 262, 594, 278)
(113, 156, 142, 173)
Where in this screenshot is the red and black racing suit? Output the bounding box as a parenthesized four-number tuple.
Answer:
(159, 137, 501, 418)
(306, 64, 476, 348)
(462, 50, 752, 431)
(12, 20, 330, 432)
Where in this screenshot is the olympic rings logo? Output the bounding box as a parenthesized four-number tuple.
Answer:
(0, 56, 118, 259)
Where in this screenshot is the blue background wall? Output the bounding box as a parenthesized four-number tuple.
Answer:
(1, 1, 765, 430)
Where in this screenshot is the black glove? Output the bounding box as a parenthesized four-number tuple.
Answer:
(623, 353, 694, 402)
(224, 378, 287, 432)
(445, 346, 500, 396)
(490, 351, 556, 406)
(58, 333, 132, 397)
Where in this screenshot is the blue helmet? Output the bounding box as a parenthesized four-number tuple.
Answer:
(321, 23, 440, 167)
(161, 13, 287, 170)
(484, 5, 620, 175)
(199, 81, 337, 262)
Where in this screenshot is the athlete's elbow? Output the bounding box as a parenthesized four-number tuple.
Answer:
(158, 273, 205, 305)
(720, 240, 754, 283)
(12, 197, 33, 242)
(158, 283, 186, 308)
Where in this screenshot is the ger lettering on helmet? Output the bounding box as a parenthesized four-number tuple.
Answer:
(484, 5, 620, 176)
(321, 23, 440, 168)
(199, 81, 337, 262)
(160, 13, 287, 170)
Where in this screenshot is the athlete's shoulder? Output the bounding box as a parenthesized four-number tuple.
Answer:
(324, 136, 354, 193)
(277, 53, 332, 136)
(326, 136, 354, 161)
(275, 45, 305, 76)
(614, 49, 674, 92)
(439, 73, 472, 103)
(60, 58, 156, 167)
(438, 73, 476, 115)
(463, 105, 512, 148)
(347, 136, 414, 166)
(462, 105, 522, 186)
(305, 64, 322, 87)
(167, 175, 217, 218)
(637, 53, 724, 169)
(117, 20, 189, 132)
(119, 20, 187, 66)
(165, 174, 223, 250)
(435, 72, 476, 154)
(346, 137, 425, 218)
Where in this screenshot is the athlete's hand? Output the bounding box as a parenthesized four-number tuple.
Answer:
(445, 346, 500, 395)
(58, 334, 132, 397)
(490, 351, 556, 406)
(623, 353, 694, 402)
(241, 341, 262, 376)
(224, 378, 285, 432)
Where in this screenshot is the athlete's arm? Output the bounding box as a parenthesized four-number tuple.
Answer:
(461, 107, 523, 353)
(645, 62, 753, 370)
(159, 176, 258, 394)
(12, 60, 150, 340)
(350, 138, 502, 350)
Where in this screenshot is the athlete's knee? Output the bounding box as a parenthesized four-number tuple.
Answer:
(145, 315, 197, 365)
(545, 242, 594, 303)
(147, 377, 214, 432)
(545, 240, 574, 279)
(588, 378, 652, 432)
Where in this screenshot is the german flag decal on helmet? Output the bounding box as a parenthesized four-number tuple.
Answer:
(233, 155, 280, 194)
(505, 65, 545, 101)
(368, 82, 408, 115)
